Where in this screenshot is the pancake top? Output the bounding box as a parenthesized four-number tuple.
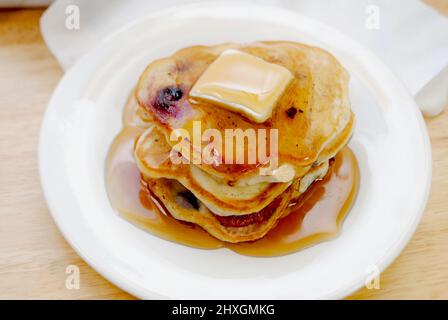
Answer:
(136, 41, 352, 180)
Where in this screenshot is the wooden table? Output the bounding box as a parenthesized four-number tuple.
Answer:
(0, 8, 447, 300)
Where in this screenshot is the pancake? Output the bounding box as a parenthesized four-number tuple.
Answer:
(135, 122, 335, 216)
(122, 90, 153, 128)
(128, 41, 354, 243)
(135, 41, 352, 181)
(134, 124, 292, 216)
(133, 112, 349, 216)
(144, 177, 292, 242)
(143, 157, 329, 243)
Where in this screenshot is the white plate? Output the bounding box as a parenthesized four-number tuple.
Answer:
(39, 2, 431, 299)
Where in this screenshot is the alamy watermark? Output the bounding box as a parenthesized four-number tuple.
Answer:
(365, 265, 381, 290)
(65, 265, 80, 290)
(65, 5, 80, 30)
(169, 121, 280, 175)
(365, 5, 380, 30)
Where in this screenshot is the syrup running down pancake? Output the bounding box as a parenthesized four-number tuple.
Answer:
(135, 42, 353, 180)
(106, 41, 358, 249)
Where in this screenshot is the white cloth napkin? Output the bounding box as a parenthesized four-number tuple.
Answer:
(40, 0, 448, 116)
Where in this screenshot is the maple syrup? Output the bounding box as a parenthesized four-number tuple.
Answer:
(105, 111, 359, 256)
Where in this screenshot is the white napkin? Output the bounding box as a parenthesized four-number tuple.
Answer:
(40, 0, 448, 116)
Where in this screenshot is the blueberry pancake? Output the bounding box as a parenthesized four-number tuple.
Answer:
(130, 41, 353, 243)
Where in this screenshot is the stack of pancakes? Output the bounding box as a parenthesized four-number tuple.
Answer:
(130, 41, 354, 243)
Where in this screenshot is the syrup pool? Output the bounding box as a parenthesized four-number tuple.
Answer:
(105, 117, 359, 257)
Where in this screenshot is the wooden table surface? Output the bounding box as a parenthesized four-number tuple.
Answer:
(0, 8, 447, 300)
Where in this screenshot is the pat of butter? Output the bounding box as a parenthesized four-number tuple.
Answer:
(189, 49, 293, 123)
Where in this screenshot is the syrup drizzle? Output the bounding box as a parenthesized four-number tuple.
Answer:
(105, 103, 359, 257)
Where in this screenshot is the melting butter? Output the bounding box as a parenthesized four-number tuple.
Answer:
(189, 49, 293, 123)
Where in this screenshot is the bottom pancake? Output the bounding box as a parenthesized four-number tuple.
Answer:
(143, 160, 330, 243)
(144, 177, 292, 243)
